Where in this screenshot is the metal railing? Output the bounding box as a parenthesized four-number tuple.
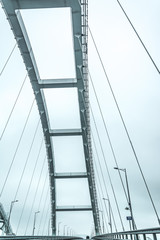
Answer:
(0, 236, 82, 240)
(92, 228, 160, 240)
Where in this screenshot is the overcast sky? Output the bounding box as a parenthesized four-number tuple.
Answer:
(0, 0, 160, 237)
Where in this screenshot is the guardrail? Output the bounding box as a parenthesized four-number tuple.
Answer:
(0, 236, 82, 240)
(92, 228, 160, 240)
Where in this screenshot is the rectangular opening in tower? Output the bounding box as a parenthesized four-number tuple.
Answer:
(43, 88, 81, 129)
(57, 211, 93, 236)
(56, 178, 91, 206)
(51, 136, 86, 172)
(20, 7, 76, 79)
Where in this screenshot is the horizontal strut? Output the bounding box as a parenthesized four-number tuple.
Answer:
(39, 79, 77, 88)
(50, 129, 82, 136)
(55, 172, 87, 178)
(56, 205, 92, 211)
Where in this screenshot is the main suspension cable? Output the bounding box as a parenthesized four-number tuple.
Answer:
(13, 119, 41, 201)
(96, 181, 109, 234)
(37, 186, 49, 235)
(24, 153, 46, 234)
(78, 29, 127, 203)
(42, 204, 50, 235)
(24, 138, 44, 235)
(77, 32, 124, 230)
(0, 74, 28, 140)
(94, 157, 110, 233)
(94, 160, 110, 221)
(91, 105, 125, 231)
(16, 137, 43, 234)
(0, 98, 35, 198)
(89, 71, 128, 202)
(92, 133, 117, 232)
(116, 0, 159, 74)
(37, 170, 48, 215)
(0, 43, 17, 77)
(89, 27, 160, 225)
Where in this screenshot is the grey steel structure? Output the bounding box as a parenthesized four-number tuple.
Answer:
(0, 236, 82, 240)
(1, 0, 100, 235)
(0, 236, 83, 240)
(0, 202, 13, 235)
(92, 228, 160, 240)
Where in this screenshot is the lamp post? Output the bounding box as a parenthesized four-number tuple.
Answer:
(114, 167, 135, 230)
(8, 200, 18, 232)
(63, 225, 67, 236)
(67, 227, 70, 236)
(48, 218, 51, 236)
(99, 210, 105, 234)
(103, 198, 112, 233)
(58, 222, 61, 235)
(32, 211, 40, 235)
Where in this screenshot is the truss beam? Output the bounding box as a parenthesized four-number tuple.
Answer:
(39, 79, 77, 89)
(56, 205, 92, 211)
(50, 129, 82, 136)
(55, 172, 87, 179)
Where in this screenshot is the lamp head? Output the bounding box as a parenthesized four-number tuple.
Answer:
(125, 207, 130, 210)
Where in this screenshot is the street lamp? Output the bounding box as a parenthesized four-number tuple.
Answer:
(114, 167, 135, 230)
(63, 225, 67, 236)
(58, 222, 61, 235)
(48, 218, 51, 236)
(99, 210, 105, 234)
(32, 211, 40, 235)
(8, 200, 18, 231)
(67, 226, 70, 236)
(103, 198, 112, 233)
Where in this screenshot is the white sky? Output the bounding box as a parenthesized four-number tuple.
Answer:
(0, 0, 160, 237)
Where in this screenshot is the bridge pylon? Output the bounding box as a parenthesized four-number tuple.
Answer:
(1, 0, 101, 235)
